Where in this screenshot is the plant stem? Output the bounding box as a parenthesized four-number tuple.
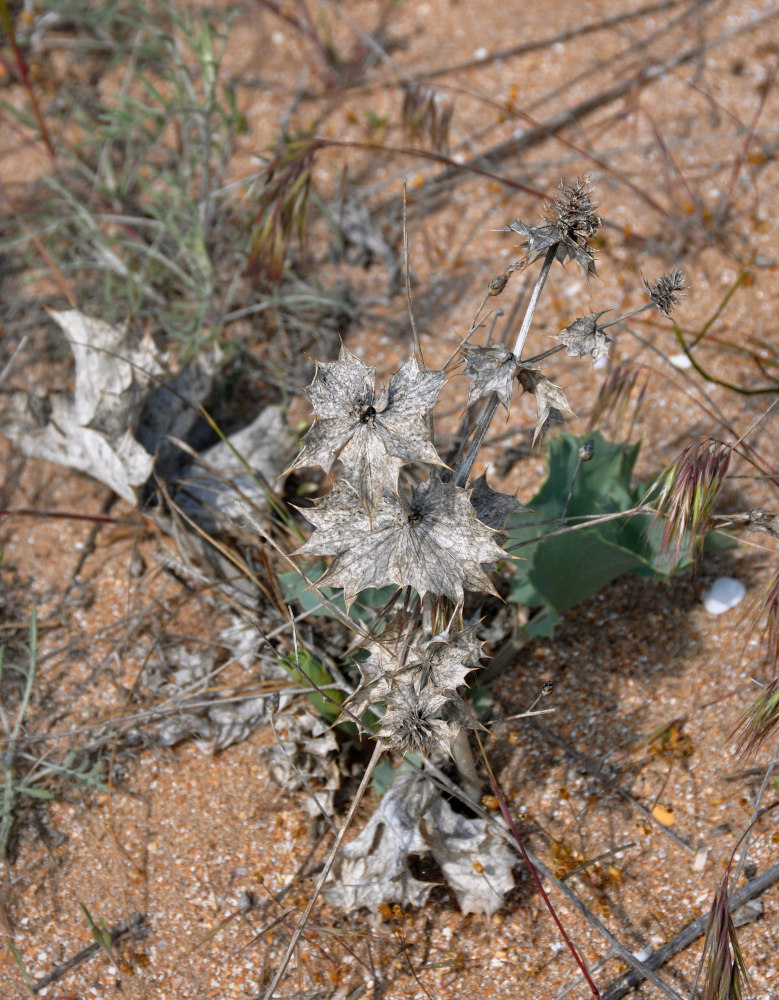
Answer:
(264, 740, 384, 999)
(454, 244, 557, 488)
(510, 244, 557, 358)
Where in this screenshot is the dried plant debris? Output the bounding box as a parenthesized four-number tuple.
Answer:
(558, 312, 611, 363)
(516, 366, 575, 445)
(324, 774, 514, 915)
(289, 346, 446, 512)
(0, 310, 292, 530)
(297, 475, 505, 604)
(172, 406, 295, 533)
(266, 704, 343, 819)
(152, 637, 283, 752)
(1, 310, 162, 505)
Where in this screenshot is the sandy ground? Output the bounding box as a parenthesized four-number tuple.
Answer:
(1, 0, 779, 998)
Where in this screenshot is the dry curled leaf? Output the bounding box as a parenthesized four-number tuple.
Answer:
(289, 346, 446, 511)
(422, 794, 515, 915)
(1, 309, 163, 505)
(558, 312, 611, 364)
(323, 775, 436, 911)
(325, 774, 514, 915)
(517, 366, 575, 445)
(297, 475, 506, 604)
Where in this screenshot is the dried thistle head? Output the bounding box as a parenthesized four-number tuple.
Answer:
(701, 875, 749, 1000)
(651, 438, 732, 567)
(504, 176, 601, 278)
(643, 270, 689, 316)
(544, 177, 602, 276)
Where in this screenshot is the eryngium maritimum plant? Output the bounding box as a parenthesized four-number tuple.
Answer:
(289, 176, 683, 758)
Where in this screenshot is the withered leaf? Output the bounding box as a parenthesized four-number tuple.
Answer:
(422, 795, 515, 915)
(462, 344, 518, 411)
(517, 366, 575, 445)
(290, 346, 446, 511)
(297, 476, 506, 604)
(325, 775, 514, 915)
(0, 309, 163, 505)
(558, 312, 611, 363)
(323, 775, 436, 911)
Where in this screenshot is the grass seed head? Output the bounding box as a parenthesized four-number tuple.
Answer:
(652, 438, 732, 567)
(701, 874, 749, 1000)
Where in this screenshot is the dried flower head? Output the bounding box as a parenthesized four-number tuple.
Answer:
(651, 438, 731, 567)
(288, 347, 446, 512)
(558, 312, 611, 364)
(643, 270, 689, 316)
(296, 475, 506, 605)
(505, 177, 601, 278)
(700, 875, 749, 1000)
(347, 628, 482, 755)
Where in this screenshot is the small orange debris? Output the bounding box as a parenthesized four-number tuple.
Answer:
(651, 804, 675, 826)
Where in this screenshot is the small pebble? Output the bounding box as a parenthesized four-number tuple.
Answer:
(669, 353, 692, 369)
(702, 577, 745, 614)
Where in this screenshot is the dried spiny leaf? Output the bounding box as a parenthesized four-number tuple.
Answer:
(469, 474, 523, 529)
(643, 270, 689, 316)
(462, 344, 518, 411)
(701, 875, 749, 1000)
(504, 177, 601, 278)
(558, 312, 611, 363)
(516, 366, 575, 445)
(289, 346, 446, 511)
(652, 438, 731, 567)
(297, 476, 506, 605)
